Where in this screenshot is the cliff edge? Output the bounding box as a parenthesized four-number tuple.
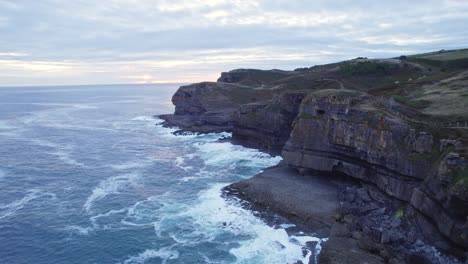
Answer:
(159, 49, 468, 263)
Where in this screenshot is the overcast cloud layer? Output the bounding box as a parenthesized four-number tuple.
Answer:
(0, 0, 467, 86)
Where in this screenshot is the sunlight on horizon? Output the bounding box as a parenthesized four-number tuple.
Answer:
(0, 0, 467, 86)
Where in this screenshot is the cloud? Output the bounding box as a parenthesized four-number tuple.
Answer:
(0, 0, 467, 86)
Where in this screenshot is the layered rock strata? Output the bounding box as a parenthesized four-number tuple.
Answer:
(162, 66, 468, 263)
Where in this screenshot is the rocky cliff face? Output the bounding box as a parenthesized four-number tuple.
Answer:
(232, 91, 308, 149)
(159, 81, 266, 133)
(281, 89, 467, 256)
(282, 89, 433, 201)
(161, 53, 468, 262)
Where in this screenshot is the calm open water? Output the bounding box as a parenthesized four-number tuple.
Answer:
(0, 84, 322, 264)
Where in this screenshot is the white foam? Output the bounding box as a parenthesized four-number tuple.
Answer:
(178, 176, 198, 182)
(84, 173, 140, 212)
(0, 132, 17, 137)
(121, 194, 181, 231)
(63, 225, 94, 236)
(47, 150, 86, 167)
(185, 184, 323, 264)
(109, 160, 152, 171)
(193, 141, 282, 169)
(0, 120, 16, 130)
(27, 139, 86, 167)
(122, 247, 179, 264)
(41, 123, 117, 132)
(64, 208, 128, 235)
(153, 118, 231, 141)
(132, 116, 157, 122)
(174, 156, 193, 172)
(0, 189, 56, 220)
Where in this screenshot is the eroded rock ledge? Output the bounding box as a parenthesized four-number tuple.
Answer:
(160, 66, 468, 263)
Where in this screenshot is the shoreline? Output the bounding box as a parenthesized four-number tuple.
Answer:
(157, 114, 464, 264)
(157, 59, 467, 263)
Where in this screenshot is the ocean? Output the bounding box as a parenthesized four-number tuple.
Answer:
(0, 84, 323, 264)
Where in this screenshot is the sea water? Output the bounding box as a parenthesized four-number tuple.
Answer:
(0, 84, 323, 264)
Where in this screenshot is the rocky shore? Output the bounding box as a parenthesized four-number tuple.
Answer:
(159, 52, 468, 263)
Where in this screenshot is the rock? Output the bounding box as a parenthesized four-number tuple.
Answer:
(356, 188, 372, 203)
(367, 185, 390, 204)
(333, 213, 343, 221)
(414, 132, 433, 154)
(389, 231, 404, 243)
(390, 218, 401, 228)
(388, 258, 404, 264)
(352, 231, 363, 240)
(319, 237, 385, 264)
(224, 166, 341, 236)
(282, 90, 427, 201)
(440, 139, 461, 152)
(358, 235, 383, 253)
(415, 239, 425, 248)
(232, 91, 309, 150)
(330, 223, 351, 238)
(381, 230, 391, 244)
(406, 252, 433, 264)
(270, 241, 286, 250)
(379, 249, 391, 260)
(163, 62, 468, 262)
(346, 222, 359, 233)
(345, 190, 355, 202)
(343, 214, 355, 223)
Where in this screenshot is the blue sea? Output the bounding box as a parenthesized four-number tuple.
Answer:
(0, 84, 323, 264)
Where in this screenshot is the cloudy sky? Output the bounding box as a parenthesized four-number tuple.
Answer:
(0, 0, 467, 86)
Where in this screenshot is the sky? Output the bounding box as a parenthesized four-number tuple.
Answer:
(0, 0, 467, 86)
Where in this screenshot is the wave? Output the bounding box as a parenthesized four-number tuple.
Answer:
(64, 208, 128, 235)
(121, 193, 180, 233)
(84, 173, 140, 213)
(131, 116, 157, 122)
(47, 150, 86, 167)
(193, 140, 282, 171)
(184, 184, 323, 264)
(122, 247, 179, 264)
(0, 120, 16, 130)
(28, 139, 86, 167)
(109, 160, 153, 171)
(152, 118, 232, 141)
(0, 189, 56, 220)
(174, 156, 194, 172)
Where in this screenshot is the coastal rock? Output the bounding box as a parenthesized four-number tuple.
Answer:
(232, 91, 309, 150)
(163, 60, 468, 263)
(224, 166, 342, 236)
(318, 237, 385, 264)
(282, 89, 432, 200)
(159, 81, 269, 132)
(280, 89, 467, 254)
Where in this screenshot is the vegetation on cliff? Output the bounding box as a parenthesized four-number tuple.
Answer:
(160, 48, 468, 263)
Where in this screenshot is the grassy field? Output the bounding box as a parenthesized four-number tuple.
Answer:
(407, 49, 468, 69)
(410, 49, 468, 61)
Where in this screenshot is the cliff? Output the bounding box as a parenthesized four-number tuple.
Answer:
(160, 49, 468, 263)
(281, 89, 467, 259)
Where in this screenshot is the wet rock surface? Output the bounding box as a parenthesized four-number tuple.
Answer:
(225, 166, 343, 237)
